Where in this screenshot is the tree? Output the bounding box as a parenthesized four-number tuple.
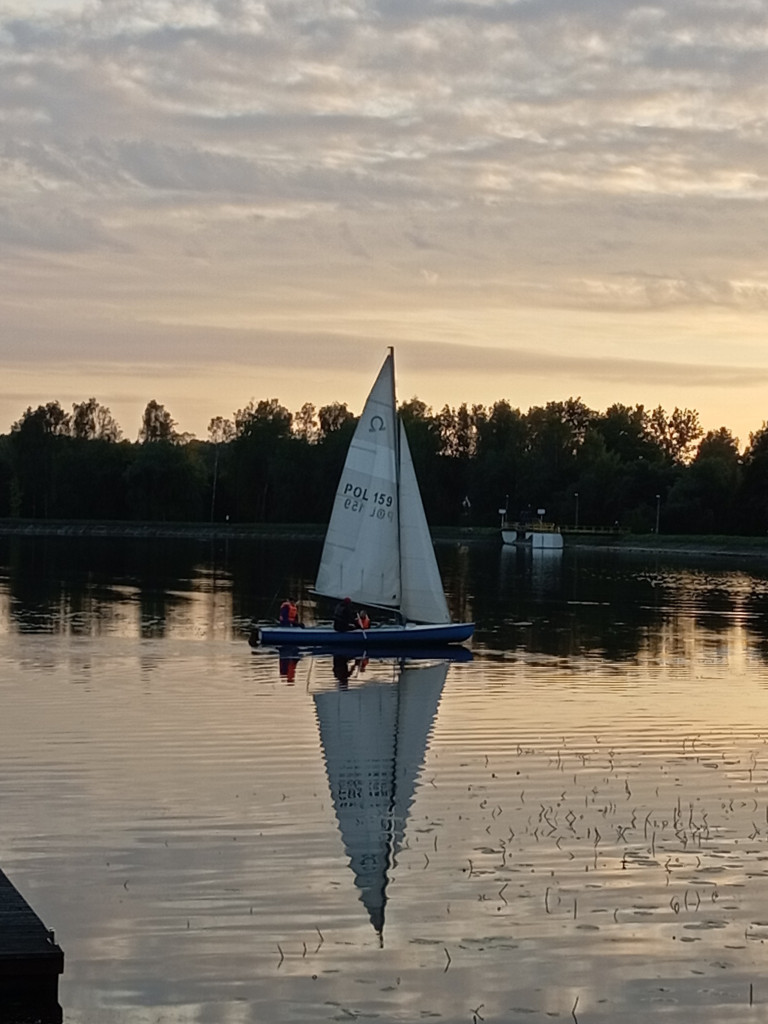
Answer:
(666, 451, 741, 534)
(12, 402, 71, 437)
(232, 399, 294, 521)
(235, 399, 292, 440)
(293, 402, 319, 443)
(207, 416, 235, 522)
(9, 402, 72, 516)
(647, 406, 703, 464)
(738, 423, 768, 534)
(438, 403, 478, 459)
(318, 401, 354, 438)
(569, 429, 624, 527)
(695, 426, 740, 463)
(0, 436, 16, 516)
(125, 440, 206, 520)
(473, 400, 527, 521)
(522, 399, 594, 505)
(71, 398, 122, 441)
(208, 416, 235, 446)
(138, 401, 178, 443)
(594, 403, 653, 462)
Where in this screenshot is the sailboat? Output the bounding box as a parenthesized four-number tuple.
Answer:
(313, 660, 448, 940)
(258, 349, 474, 647)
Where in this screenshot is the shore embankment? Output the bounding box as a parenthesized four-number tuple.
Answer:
(566, 534, 768, 560)
(0, 518, 767, 560)
(0, 519, 326, 541)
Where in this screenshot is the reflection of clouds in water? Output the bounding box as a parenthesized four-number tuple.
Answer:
(5, 553, 768, 1020)
(0, 593, 11, 636)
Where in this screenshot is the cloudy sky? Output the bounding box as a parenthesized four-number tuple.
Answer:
(2, 0, 767, 444)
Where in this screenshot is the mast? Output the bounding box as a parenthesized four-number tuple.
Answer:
(390, 346, 404, 624)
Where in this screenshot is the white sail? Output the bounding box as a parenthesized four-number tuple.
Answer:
(390, 662, 448, 851)
(315, 353, 401, 610)
(313, 678, 399, 936)
(399, 421, 451, 624)
(313, 662, 447, 938)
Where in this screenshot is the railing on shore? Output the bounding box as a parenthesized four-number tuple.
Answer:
(501, 520, 560, 534)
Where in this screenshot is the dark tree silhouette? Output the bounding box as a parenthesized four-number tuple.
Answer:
(71, 398, 122, 442)
(139, 401, 178, 444)
(1, 389, 765, 535)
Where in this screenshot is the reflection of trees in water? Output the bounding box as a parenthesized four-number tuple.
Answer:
(0, 534, 324, 639)
(229, 537, 322, 625)
(1, 536, 218, 636)
(465, 544, 768, 666)
(4, 536, 768, 662)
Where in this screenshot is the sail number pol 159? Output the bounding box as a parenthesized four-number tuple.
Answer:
(342, 482, 393, 518)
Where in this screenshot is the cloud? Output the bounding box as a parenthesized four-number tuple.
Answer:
(1, 0, 768, 439)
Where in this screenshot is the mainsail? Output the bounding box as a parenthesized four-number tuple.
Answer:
(313, 661, 448, 938)
(314, 350, 449, 624)
(314, 354, 400, 610)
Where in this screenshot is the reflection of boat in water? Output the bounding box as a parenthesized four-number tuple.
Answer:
(257, 349, 473, 648)
(313, 660, 448, 941)
(266, 643, 473, 664)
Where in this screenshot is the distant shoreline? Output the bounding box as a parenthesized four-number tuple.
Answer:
(0, 518, 767, 560)
(0, 518, 328, 541)
(566, 538, 768, 560)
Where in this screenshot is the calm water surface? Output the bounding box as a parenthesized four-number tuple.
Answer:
(3, 536, 768, 1023)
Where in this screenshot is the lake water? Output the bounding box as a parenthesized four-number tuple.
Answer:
(3, 534, 768, 1023)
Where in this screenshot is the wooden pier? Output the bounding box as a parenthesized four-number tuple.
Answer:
(0, 869, 63, 1021)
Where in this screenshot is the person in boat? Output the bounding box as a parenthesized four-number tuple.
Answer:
(279, 655, 298, 683)
(332, 655, 353, 688)
(356, 609, 370, 629)
(333, 597, 358, 632)
(279, 598, 300, 627)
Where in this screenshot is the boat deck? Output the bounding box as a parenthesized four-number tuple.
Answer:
(0, 869, 64, 1018)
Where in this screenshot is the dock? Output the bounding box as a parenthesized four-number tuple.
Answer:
(0, 869, 63, 1021)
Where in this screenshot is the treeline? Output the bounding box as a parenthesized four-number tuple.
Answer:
(1, 395, 767, 534)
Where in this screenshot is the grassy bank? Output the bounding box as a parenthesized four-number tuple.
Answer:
(0, 518, 766, 557)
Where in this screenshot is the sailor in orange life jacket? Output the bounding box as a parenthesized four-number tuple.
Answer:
(279, 656, 298, 683)
(355, 609, 370, 672)
(279, 598, 300, 627)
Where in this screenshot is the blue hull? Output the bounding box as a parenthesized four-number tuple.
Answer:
(256, 622, 474, 648)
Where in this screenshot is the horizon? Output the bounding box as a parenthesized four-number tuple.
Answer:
(3, 378, 759, 454)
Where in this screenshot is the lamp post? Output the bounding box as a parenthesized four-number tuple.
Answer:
(655, 494, 661, 534)
(574, 492, 579, 529)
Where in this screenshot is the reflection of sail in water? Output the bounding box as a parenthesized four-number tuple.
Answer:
(313, 661, 448, 941)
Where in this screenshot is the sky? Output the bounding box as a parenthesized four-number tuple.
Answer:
(2, 0, 767, 447)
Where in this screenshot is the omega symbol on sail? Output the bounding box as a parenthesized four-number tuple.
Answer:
(369, 415, 386, 432)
